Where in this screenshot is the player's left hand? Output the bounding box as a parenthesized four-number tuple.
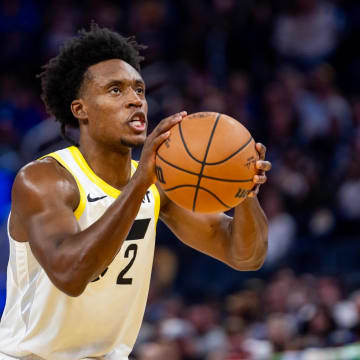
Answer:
(248, 142, 271, 198)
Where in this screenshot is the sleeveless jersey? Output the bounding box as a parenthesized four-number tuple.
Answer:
(0, 146, 160, 360)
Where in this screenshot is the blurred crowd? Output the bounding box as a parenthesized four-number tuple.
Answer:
(1, 0, 360, 357)
(132, 266, 360, 359)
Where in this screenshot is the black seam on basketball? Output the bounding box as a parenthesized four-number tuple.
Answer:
(193, 113, 221, 211)
(204, 137, 253, 165)
(157, 153, 199, 176)
(157, 154, 253, 182)
(180, 121, 253, 166)
(178, 121, 203, 164)
(164, 185, 232, 209)
(207, 177, 252, 183)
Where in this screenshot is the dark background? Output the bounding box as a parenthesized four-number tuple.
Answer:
(0, 0, 360, 358)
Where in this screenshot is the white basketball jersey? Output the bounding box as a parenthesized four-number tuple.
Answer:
(0, 146, 160, 360)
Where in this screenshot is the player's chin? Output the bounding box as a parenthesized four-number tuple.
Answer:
(120, 133, 146, 148)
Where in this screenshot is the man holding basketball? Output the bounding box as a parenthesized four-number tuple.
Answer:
(0, 24, 271, 360)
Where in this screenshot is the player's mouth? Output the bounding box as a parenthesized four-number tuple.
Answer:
(127, 111, 147, 133)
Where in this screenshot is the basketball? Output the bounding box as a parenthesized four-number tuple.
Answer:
(155, 112, 259, 213)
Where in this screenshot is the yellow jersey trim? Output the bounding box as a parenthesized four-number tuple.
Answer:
(68, 146, 134, 198)
(131, 159, 139, 171)
(43, 147, 160, 223)
(39, 152, 87, 220)
(150, 184, 161, 223)
(129, 161, 160, 223)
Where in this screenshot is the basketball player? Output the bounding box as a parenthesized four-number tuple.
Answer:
(0, 24, 271, 359)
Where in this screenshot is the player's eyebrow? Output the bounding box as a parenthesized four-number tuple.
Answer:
(104, 78, 145, 88)
(135, 79, 145, 86)
(104, 79, 124, 88)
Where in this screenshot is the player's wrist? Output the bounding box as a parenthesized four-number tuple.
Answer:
(130, 168, 154, 193)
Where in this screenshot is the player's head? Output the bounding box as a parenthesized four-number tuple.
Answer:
(39, 22, 147, 149)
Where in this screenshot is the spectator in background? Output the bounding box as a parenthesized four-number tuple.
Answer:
(266, 313, 297, 353)
(261, 187, 297, 270)
(128, 0, 175, 63)
(226, 73, 256, 132)
(273, 0, 343, 70)
(0, 0, 41, 66)
(179, 304, 227, 359)
(218, 316, 251, 360)
(299, 304, 337, 348)
(337, 131, 360, 222)
(136, 341, 181, 360)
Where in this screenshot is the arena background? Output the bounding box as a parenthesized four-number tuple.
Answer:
(0, 0, 360, 359)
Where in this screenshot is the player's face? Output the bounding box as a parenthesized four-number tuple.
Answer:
(81, 59, 148, 150)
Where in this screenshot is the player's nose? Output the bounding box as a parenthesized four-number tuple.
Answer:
(125, 89, 143, 108)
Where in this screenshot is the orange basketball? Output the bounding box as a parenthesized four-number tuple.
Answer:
(155, 112, 259, 213)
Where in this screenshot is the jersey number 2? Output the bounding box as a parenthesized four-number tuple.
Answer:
(117, 244, 137, 284)
(116, 218, 151, 285)
(91, 218, 151, 284)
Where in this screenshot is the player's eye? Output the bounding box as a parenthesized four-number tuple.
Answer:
(110, 87, 121, 95)
(136, 87, 145, 95)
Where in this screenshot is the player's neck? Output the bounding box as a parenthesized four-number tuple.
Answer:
(78, 138, 132, 191)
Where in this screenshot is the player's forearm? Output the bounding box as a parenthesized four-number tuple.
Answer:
(228, 197, 268, 270)
(50, 172, 149, 296)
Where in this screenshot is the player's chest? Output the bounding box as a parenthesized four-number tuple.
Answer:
(80, 189, 156, 228)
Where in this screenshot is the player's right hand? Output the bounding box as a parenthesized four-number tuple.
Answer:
(136, 111, 187, 187)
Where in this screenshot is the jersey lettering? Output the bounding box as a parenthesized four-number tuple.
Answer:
(142, 190, 151, 204)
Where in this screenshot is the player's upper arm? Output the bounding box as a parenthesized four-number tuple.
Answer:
(10, 158, 81, 284)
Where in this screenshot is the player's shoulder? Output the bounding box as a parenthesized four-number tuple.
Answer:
(12, 157, 79, 209)
(15, 156, 75, 189)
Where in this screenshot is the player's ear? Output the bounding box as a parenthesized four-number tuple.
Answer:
(71, 99, 88, 124)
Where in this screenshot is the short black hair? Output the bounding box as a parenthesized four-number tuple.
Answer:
(38, 23, 145, 144)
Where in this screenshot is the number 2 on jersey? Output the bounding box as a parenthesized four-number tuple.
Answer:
(117, 218, 151, 284)
(91, 218, 151, 284)
(117, 244, 137, 284)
